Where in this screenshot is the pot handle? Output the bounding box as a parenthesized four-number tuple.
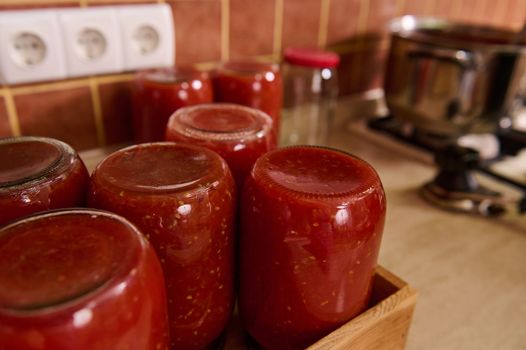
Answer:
(408, 46, 478, 69)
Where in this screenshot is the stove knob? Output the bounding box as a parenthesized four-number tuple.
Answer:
(433, 145, 480, 193)
(435, 144, 479, 171)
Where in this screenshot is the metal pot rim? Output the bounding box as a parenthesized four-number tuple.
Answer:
(390, 16, 526, 54)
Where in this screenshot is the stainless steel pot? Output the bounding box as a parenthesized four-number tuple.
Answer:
(384, 16, 526, 136)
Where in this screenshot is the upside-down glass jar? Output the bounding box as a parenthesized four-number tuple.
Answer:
(165, 103, 275, 187)
(212, 61, 283, 136)
(0, 136, 89, 226)
(239, 146, 386, 350)
(88, 143, 236, 350)
(280, 48, 340, 146)
(133, 67, 214, 142)
(0, 209, 169, 350)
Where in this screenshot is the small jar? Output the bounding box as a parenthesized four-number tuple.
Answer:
(280, 48, 340, 146)
(88, 143, 236, 350)
(133, 67, 214, 142)
(0, 209, 169, 350)
(213, 61, 283, 135)
(166, 103, 275, 187)
(239, 146, 386, 350)
(0, 136, 89, 226)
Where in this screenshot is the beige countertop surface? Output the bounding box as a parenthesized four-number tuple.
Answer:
(81, 121, 526, 350)
(327, 123, 526, 350)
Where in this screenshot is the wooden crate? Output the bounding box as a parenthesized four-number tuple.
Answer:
(223, 266, 418, 350)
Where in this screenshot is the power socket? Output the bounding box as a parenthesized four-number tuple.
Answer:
(58, 7, 123, 78)
(0, 10, 66, 85)
(115, 4, 175, 71)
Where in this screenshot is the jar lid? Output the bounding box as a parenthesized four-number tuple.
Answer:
(283, 47, 340, 68)
(167, 103, 273, 142)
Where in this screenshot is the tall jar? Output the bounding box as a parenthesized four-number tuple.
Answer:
(280, 48, 340, 146)
(212, 61, 283, 136)
(88, 143, 236, 350)
(165, 103, 275, 187)
(0, 209, 169, 350)
(239, 146, 386, 350)
(133, 67, 214, 142)
(0, 136, 89, 226)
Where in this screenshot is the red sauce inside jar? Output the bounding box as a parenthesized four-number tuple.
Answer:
(213, 61, 283, 135)
(0, 137, 89, 226)
(133, 67, 214, 142)
(0, 209, 169, 350)
(88, 143, 236, 350)
(239, 146, 386, 350)
(166, 103, 275, 187)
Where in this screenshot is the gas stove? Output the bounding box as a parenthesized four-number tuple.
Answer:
(367, 115, 526, 217)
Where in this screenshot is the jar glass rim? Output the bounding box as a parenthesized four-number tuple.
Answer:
(0, 136, 76, 189)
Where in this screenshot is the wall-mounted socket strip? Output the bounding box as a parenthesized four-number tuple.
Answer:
(115, 4, 175, 71)
(58, 7, 123, 78)
(0, 10, 66, 85)
(0, 4, 175, 85)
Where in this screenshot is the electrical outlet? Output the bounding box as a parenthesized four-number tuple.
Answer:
(115, 4, 175, 71)
(0, 10, 66, 85)
(58, 7, 123, 77)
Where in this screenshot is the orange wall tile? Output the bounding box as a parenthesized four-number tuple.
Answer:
(327, 0, 361, 45)
(15, 87, 99, 150)
(169, 1, 222, 65)
(0, 97, 11, 137)
(282, 0, 321, 48)
(230, 0, 275, 59)
(367, 0, 397, 37)
(401, 0, 431, 17)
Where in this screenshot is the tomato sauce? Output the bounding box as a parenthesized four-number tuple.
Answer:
(165, 103, 275, 188)
(0, 137, 89, 226)
(239, 146, 386, 349)
(0, 209, 169, 350)
(133, 67, 214, 142)
(88, 143, 236, 350)
(212, 62, 283, 135)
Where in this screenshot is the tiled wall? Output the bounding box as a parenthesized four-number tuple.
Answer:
(0, 0, 525, 150)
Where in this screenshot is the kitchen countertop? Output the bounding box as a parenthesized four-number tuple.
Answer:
(328, 123, 526, 350)
(80, 120, 526, 350)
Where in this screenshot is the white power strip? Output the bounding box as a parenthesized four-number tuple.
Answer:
(0, 4, 175, 85)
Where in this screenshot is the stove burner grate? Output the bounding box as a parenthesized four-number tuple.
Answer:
(368, 116, 526, 216)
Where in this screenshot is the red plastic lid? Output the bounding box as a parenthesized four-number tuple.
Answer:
(283, 47, 340, 68)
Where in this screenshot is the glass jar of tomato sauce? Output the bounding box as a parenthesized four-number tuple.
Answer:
(0, 136, 89, 226)
(166, 103, 275, 187)
(212, 61, 283, 135)
(133, 67, 214, 142)
(0, 209, 169, 350)
(88, 143, 236, 350)
(239, 146, 386, 350)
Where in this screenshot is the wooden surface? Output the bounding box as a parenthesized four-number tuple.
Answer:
(218, 266, 416, 350)
(307, 266, 417, 350)
(80, 120, 526, 350)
